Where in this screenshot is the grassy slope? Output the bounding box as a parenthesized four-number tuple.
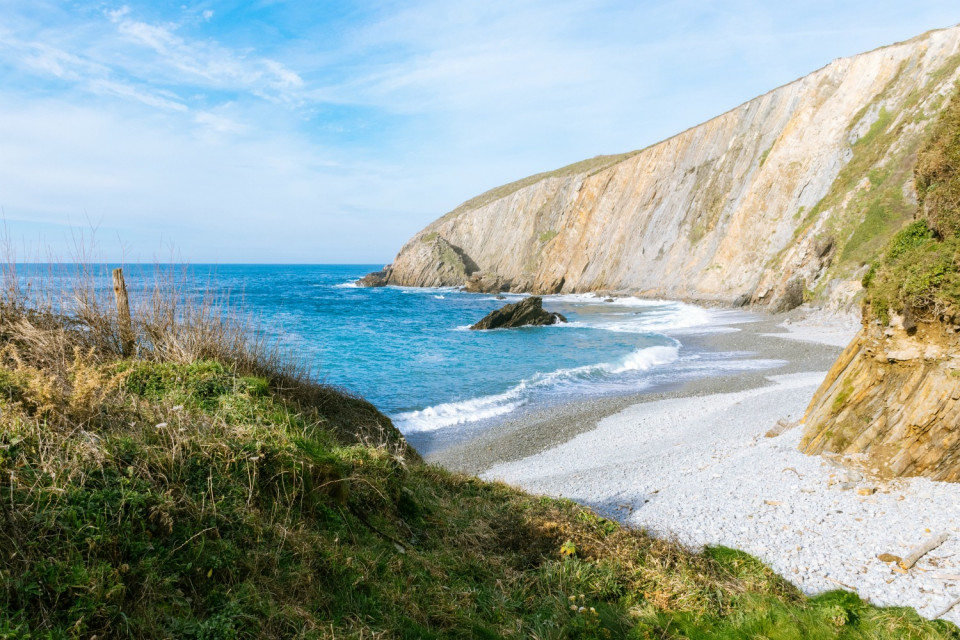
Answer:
(864, 80, 960, 322)
(776, 56, 960, 305)
(438, 152, 641, 224)
(0, 296, 956, 638)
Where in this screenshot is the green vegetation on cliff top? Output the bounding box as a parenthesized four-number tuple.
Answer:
(443, 151, 641, 222)
(864, 81, 960, 323)
(0, 271, 956, 639)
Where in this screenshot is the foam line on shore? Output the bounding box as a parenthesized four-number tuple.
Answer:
(393, 344, 679, 433)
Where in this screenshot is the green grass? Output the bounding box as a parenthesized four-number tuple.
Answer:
(832, 379, 855, 414)
(799, 101, 919, 277)
(539, 229, 559, 244)
(915, 80, 960, 240)
(0, 301, 956, 638)
(780, 57, 960, 299)
(863, 81, 960, 323)
(758, 146, 772, 168)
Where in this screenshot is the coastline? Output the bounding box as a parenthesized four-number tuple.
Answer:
(425, 312, 960, 623)
(425, 313, 846, 475)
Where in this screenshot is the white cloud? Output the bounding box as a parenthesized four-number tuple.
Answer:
(0, 97, 431, 262)
(2, 0, 960, 263)
(18, 43, 106, 81)
(108, 11, 304, 98)
(88, 78, 188, 111)
(104, 5, 131, 22)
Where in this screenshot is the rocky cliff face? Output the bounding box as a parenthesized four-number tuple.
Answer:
(371, 26, 960, 310)
(800, 315, 960, 481)
(800, 68, 960, 482)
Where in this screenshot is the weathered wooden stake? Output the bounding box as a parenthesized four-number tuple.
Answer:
(112, 267, 134, 357)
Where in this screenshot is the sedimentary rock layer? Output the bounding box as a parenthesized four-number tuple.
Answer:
(800, 317, 960, 481)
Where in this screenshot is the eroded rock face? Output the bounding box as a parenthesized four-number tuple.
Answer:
(800, 316, 960, 481)
(464, 272, 511, 294)
(360, 234, 478, 288)
(470, 297, 567, 330)
(366, 26, 960, 310)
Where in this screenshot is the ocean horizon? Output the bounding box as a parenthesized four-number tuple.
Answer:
(21, 262, 784, 453)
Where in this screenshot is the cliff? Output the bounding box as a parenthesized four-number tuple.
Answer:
(800, 314, 960, 481)
(801, 76, 960, 481)
(370, 26, 960, 311)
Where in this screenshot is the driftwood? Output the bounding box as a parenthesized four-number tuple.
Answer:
(900, 532, 950, 570)
(934, 595, 960, 619)
(765, 419, 798, 438)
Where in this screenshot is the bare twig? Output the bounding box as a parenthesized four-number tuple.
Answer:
(169, 526, 216, 555)
(825, 576, 858, 591)
(934, 595, 960, 619)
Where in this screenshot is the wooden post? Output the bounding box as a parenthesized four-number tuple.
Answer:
(112, 267, 134, 357)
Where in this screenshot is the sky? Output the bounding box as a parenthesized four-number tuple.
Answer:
(2, 1, 960, 264)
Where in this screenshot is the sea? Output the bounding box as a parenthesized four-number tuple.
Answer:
(22, 263, 786, 454)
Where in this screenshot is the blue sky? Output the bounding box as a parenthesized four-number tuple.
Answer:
(2, 1, 960, 263)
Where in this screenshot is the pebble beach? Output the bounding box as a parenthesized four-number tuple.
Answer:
(432, 315, 960, 624)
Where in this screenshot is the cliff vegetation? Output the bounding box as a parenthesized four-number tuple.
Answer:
(0, 267, 955, 638)
(864, 78, 960, 323)
(801, 81, 960, 481)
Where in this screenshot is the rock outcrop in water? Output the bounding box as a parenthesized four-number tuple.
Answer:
(357, 269, 390, 287)
(470, 297, 567, 330)
(363, 26, 960, 312)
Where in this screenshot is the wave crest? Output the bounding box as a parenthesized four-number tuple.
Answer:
(392, 344, 678, 433)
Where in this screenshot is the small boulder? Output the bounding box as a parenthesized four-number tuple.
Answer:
(774, 278, 804, 313)
(470, 297, 567, 330)
(357, 268, 391, 287)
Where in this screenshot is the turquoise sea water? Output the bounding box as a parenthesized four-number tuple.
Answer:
(22, 264, 784, 452)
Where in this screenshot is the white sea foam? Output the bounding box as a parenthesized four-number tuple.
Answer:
(398, 297, 761, 432)
(333, 281, 359, 288)
(393, 344, 679, 433)
(568, 303, 714, 335)
(551, 293, 673, 307)
(394, 285, 460, 295)
(392, 389, 527, 433)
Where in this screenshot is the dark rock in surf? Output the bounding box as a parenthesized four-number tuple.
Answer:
(357, 268, 392, 287)
(470, 296, 567, 330)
